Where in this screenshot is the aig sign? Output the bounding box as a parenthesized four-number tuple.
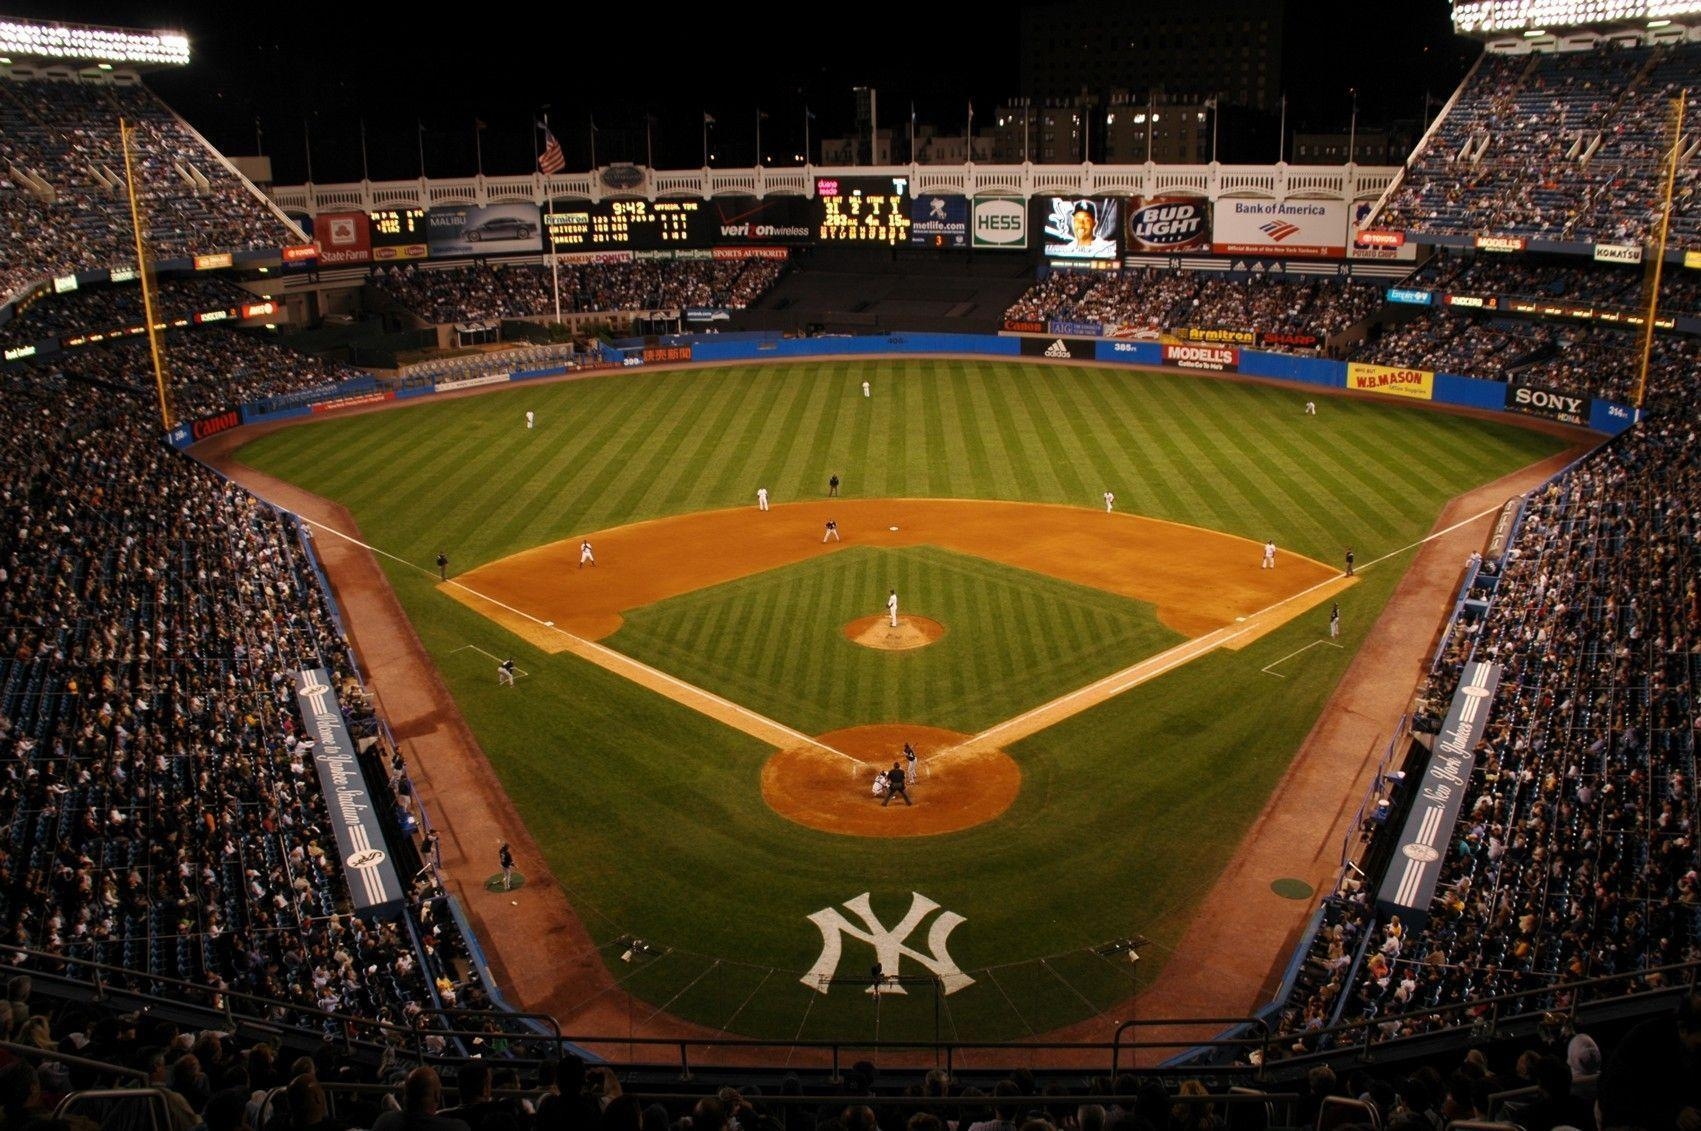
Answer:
(972, 198, 1027, 249)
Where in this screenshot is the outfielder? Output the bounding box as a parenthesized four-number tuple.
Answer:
(526, 410, 535, 429)
(862, 379, 871, 398)
(1104, 490, 1115, 513)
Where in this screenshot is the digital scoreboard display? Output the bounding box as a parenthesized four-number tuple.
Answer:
(368, 208, 428, 261)
(546, 199, 706, 250)
(815, 177, 911, 246)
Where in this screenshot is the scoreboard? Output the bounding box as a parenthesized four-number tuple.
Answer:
(368, 208, 428, 261)
(546, 199, 706, 250)
(815, 176, 911, 246)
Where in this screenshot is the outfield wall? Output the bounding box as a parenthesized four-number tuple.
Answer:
(175, 331, 1639, 450)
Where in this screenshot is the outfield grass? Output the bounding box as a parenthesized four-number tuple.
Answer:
(236, 359, 1570, 1040)
(607, 545, 1185, 734)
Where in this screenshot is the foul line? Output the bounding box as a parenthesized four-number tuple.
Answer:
(451, 643, 532, 680)
(932, 498, 1509, 765)
(301, 494, 1508, 771)
(1261, 639, 1344, 679)
(298, 518, 857, 766)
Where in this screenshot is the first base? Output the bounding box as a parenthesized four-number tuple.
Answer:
(889, 525, 899, 532)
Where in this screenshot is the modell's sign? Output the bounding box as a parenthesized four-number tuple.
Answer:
(1474, 235, 1526, 253)
(1127, 196, 1209, 252)
(1593, 242, 1643, 265)
(1162, 343, 1239, 372)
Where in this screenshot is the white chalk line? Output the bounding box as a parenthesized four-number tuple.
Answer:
(449, 643, 532, 680)
(1260, 639, 1345, 679)
(300, 518, 857, 766)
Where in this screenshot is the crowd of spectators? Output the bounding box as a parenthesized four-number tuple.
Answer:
(0, 74, 300, 303)
(0, 276, 256, 350)
(0, 360, 502, 1053)
(1378, 42, 1701, 243)
(368, 260, 787, 325)
(1003, 270, 1382, 345)
(1406, 252, 1701, 317)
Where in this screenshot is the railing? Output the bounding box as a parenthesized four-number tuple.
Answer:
(268, 162, 1402, 216)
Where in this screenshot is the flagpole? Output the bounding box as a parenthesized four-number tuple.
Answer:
(756, 107, 762, 166)
(589, 114, 597, 171)
(646, 115, 654, 168)
(303, 117, 313, 184)
(544, 110, 560, 324)
(803, 106, 811, 166)
(966, 100, 973, 162)
(255, 116, 263, 157)
(703, 112, 710, 167)
(417, 119, 426, 179)
(474, 118, 484, 177)
(909, 102, 916, 164)
(359, 116, 369, 181)
(1278, 94, 1286, 163)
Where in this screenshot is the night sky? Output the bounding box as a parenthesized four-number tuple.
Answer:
(11, 1, 1476, 182)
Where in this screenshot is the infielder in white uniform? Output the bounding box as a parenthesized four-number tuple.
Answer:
(1262, 540, 1276, 569)
(887, 589, 899, 628)
(580, 540, 596, 568)
(757, 486, 769, 511)
(1104, 490, 1115, 513)
(526, 410, 535, 429)
(862, 379, 871, 398)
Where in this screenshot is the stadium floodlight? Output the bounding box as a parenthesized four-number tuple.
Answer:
(0, 17, 190, 66)
(1453, 0, 1701, 33)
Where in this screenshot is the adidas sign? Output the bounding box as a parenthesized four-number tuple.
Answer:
(1043, 339, 1071, 359)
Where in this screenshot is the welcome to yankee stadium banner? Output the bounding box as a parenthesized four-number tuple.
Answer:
(1375, 660, 1501, 928)
(294, 667, 405, 918)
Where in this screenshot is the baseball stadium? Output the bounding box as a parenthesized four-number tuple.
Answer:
(0, 1, 1698, 1127)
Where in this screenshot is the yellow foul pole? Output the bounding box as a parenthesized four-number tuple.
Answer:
(119, 118, 173, 431)
(1635, 95, 1684, 411)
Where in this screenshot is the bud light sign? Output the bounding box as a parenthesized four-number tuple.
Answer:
(1126, 196, 1209, 253)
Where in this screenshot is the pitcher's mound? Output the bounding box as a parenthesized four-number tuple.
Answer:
(843, 615, 946, 651)
(762, 724, 1020, 837)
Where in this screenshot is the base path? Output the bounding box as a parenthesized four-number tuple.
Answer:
(447, 498, 1341, 644)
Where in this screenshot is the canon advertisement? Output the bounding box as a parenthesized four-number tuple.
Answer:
(1042, 197, 1121, 262)
(1125, 195, 1210, 253)
(1162, 344, 1240, 372)
(1213, 199, 1349, 258)
(1506, 384, 1589, 426)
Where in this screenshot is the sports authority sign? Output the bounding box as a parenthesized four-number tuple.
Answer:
(1162, 343, 1240, 372)
(294, 667, 404, 919)
(1506, 384, 1588, 426)
(1347, 362, 1434, 401)
(1213, 199, 1348, 258)
(1376, 661, 1502, 928)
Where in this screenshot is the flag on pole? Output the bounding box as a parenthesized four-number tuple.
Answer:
(538, 128, 566, 174)
(704, 112, 716, 125)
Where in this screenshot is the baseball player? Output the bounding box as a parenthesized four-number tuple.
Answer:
(757, 486, 770, 511)
(887, 589, 899, 628)
(497, 658, 516, 686)
(579, 540, 596, 568)
(862, 379, 871, 398)
(822, 519, 840, 543)
(1262, 540, 1276, 569)
(829, 473, 840, 497)
(1304, 402, 1315, 415)
(881, 762, 912, 806)
(499, 842, 515, 891)
(436, 552, 448, 580)
(903, 742, 917, 785)
(526, 410, 535, 429)
(1103, 490, 1115, 513)
(1329, 602, 1341, 640)
(1345, 547, 1355, 576)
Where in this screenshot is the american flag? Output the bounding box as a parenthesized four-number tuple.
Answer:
(537, 129, 565, 175)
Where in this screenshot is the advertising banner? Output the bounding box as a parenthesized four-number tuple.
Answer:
(188, 409, 241, 442)
(1162, 343, 1240, 372)
(1003, 318, 1046, 333)
(1485, 497, 1522, 562)
(1347, 362, 1434, 400)
(281, 243, 318, 264)
(368, 208, 428, 262)
(910, 193, 969, 248)
(708, 195, 815, 244)
(1593, 242, 1643, 265)
(1474, 235, 1526, 253)
(644, 345, 693, 364)
(1125, 195, 1210, 253)
(1213, 199, 1349, 258)
(1175, 326, 1256, 347)
(1041, 197, 1122, 261)
(1505, 383, 1588, 426)
(816, 176, 911, 246)
(294, 667, 405, 919)
(1386, 287, 1434, 305)
(314, 212, 372, 265)
(1348, 201, 1418, 261)
(194, 252, 234, 271)
(972, 197, 1028, 249)
(427, 204, 543, 257)
(1048, 319, 1104, 337)
(1376, 661, 1502, 928)
(1258, 330, 1321, 350)
(1020, 336, 1096, 359)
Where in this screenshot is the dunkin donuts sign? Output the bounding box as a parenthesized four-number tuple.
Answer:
(1162, 343, 1239, 372)
(1127, 196, 1209, 252)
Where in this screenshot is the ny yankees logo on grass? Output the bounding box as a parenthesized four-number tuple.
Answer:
(801, 892, 974, 995)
